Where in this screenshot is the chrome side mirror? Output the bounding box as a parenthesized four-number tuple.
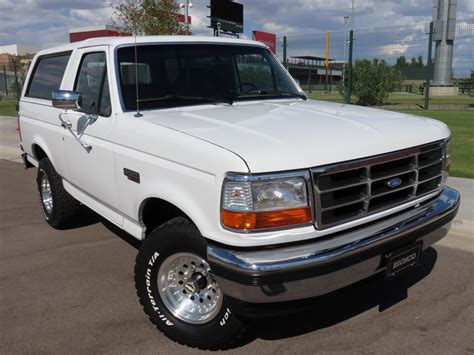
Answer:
(52, 90, 82, 110)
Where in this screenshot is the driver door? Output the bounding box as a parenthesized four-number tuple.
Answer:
(61, 47, 121, 225)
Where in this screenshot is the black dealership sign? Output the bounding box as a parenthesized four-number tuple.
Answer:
(210, 0, 243, 33)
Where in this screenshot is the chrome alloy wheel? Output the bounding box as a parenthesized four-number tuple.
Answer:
(40, 171, 53, 214)
(158, 252, 223, 324)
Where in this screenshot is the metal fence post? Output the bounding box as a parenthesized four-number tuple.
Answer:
(2, 66, 8, 96)
(424, 22, 434, 110)
(308, 67, 312, 93)
(345, 30, 354, 104)
(325, 32, 330, 92)
(12, 58, 20, 102)
(282, 36, 288, 69)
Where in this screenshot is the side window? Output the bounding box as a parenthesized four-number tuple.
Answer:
(98, 74, 111, 117)
(26, 52, 71, 99)
(74, 52, 111, 117)
(235, 54, 275, 92)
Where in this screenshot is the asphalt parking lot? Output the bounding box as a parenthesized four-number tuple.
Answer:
(1, 116, 473, 353)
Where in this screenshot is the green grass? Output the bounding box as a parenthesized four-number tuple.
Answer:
(394, 110, 473, 179)
(0, 100, 17, 117)
(306, 92, 345, 103)
(305, 91, 474, 106)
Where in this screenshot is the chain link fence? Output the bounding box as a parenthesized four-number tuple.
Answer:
(1, 22, 472, 110)
(278, 21, 474, 110)
(0, 65, 25, 101)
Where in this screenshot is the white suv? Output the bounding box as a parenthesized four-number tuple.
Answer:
(18, 36, 460, 349)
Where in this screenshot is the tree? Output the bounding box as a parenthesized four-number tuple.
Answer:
(113, 0, 190, 35)
(340, 58, 403, 106)
(417, 55, 423, 67)
(409, 55, 423, 67)
(395, 55, 424, 68)
(395, 56, 408, 67)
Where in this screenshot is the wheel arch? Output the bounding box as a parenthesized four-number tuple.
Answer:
(32, 143, 48, 161)
(31, 139, 58, 169)
(139, 197, 199, 238)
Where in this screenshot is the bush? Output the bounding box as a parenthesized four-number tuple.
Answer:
(340, 59, 403, 106)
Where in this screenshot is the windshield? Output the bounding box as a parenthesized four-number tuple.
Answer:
(117, 44, 304, 110)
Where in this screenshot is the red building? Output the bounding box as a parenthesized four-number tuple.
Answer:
(69, 14, 192, 43)
(69, 25, 130, 43)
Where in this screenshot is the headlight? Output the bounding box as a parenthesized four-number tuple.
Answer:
(443, 137, 452, 182)
(221, 173, 312, 231)
(444, 137, 452, 168)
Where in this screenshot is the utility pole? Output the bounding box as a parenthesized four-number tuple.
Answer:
(346, 0, 355, 104)
(346, 30, 354, 104)
(424, 22, 434, 110)
(343, 15, 349, 83)
(351, 0, 355, 31)
(179, 0, 193, 32)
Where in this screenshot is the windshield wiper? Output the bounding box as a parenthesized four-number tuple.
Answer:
(137, 95, 233, 105)
(235, 90, 307, 100)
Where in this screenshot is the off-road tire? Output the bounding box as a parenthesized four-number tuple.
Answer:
(37, 157, 81, 228)
(134, 217, 246, 350)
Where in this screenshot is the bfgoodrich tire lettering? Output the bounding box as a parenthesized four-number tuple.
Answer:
(134, 217, 246, 350)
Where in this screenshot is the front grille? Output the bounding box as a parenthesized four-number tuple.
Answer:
(312, 141, 445, 229)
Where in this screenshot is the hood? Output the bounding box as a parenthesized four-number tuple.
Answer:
(142, 99, 450, 172)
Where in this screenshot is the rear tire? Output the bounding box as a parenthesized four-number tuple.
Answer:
(134, 217, 246, 350)
(37, 157, 81, 228)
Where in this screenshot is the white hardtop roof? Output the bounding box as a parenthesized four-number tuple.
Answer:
(36, 35, 267, 56)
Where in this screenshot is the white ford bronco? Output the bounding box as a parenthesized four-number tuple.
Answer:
(19, 36, 460, 349)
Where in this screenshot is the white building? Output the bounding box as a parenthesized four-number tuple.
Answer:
(0, 44, 44, 56)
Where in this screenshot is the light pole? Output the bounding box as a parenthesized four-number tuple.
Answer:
(343, 15, 349, 83)
(351, 0, 355, 31)
(179, 0, 193, 32)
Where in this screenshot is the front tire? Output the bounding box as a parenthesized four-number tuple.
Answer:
(134, 217, 246, 350)
(37, 157, 80, 228)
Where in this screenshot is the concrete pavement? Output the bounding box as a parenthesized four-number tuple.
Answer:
(0, 115, 22, 163)
(438, 177, 474, 252)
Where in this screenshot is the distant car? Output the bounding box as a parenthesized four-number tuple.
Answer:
(18, 36, 460, 349)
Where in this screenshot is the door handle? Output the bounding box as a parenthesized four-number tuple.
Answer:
(80, 137, 92, 152)
(61, 120, 72, 129)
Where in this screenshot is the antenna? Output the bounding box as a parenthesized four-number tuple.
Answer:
(133, 30, 143, 118)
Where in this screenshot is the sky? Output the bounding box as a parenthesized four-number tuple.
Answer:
(0, 0, 473, 75)
(0, 0, 472, 46)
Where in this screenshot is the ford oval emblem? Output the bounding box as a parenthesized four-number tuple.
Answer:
(386, 177, 402, 188)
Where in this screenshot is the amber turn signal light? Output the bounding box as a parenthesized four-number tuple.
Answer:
(222, 207, 312, 230)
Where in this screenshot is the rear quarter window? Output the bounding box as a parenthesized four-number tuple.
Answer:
(26, 52, 71, 100)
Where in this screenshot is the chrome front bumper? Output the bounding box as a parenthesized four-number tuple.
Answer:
(207, 187, 460, 303)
